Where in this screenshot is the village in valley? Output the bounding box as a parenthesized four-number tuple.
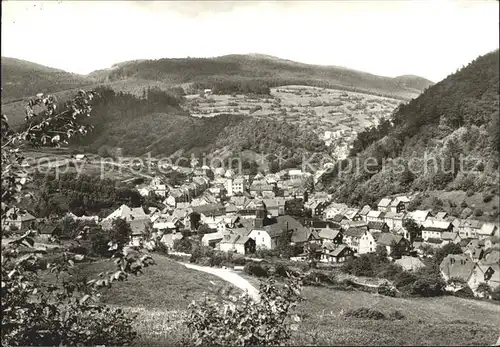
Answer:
(5, 161, 499, 298)
(2, 1, 500, 346)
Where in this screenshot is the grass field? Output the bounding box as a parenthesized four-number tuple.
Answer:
(75, 256, 500, 346)
(75, 255, 237, 345)
(292, 286, 500, 346)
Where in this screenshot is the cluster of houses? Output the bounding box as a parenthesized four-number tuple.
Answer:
(3, 164, 499, 296)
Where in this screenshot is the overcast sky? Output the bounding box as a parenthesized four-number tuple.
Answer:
(2, 0, 498, 82)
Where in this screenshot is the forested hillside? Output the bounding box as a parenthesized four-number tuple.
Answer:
(320, 50, 499, 207)
(1, 57, 93, 101)
(71, 86, 330, 165)
(88, 54, 430, 99)
(72, 86, 244, 157)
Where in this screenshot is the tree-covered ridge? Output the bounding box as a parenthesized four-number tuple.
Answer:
(32, 172, 143, 218)
(1, 57, 94, 101)
(214, 118, 329, 167)
(321, 50, 499, 207)
(71, 87, 331, 161)
(72, 86, 244, 156)
(88, 54, 430, 100)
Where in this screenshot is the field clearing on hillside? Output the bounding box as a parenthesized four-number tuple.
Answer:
(184, 85, 403, 158)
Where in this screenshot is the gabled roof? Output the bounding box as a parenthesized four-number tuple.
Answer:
(103, 205, 148, 221)
(367, 210, 383, 219)
(442, 232, 459, 241)
(342, 208, 360, 220)
(378, 198, 392, 208)
(161, 232, 183, 245)
(202, 231, 226, 243)
(406, 210, 431, 222)
(479, 223, 498, 236)
(192, 203, 225, 215)
(368, 221, 387, 230)
(376, 233, 404, 246)
(459, 219, 482, 229)
(225, 204, 239, 213)
(391, 196, 410, 206)
(318, 228, 341, 240)
(395, 256, 425, 271)
(130, 219, 150, 236)
(324, 244, 351, 257)
(332, 214, 347, 223)
(262, 199, 279, 209)
(435, 212, 449, 219)
(422, 219, 452, 231)
(359, 205, 372, 216)
(383, 211, 405, 220)
(482, 250, 500, 265)
(258, 215, 307, 240)
(440, 254, 474, 281)
(344, 227, 365, 238)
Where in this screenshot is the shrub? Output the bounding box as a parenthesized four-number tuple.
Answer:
(173, 238, 192, 253)
(483, 194, 494, 203)
(186, 277, 302, 346)
(303, 271, 334, 286)
(409, 268, 445, 297)
(155, 242, 169, 255)
(453, 285, 475, 298)
(476, 282, 492, 297)
(388, 310, 406, 320)
(474, 208, 484, 217)
(232, 255, 246, 266)
(209, 251, 226, 267)
(377, 263, 404, 281)
(394, 271, 417, 290)
(377, 281, 398, 297)
(344, 308, 386, 320)
(274, 263, 291, 278)
(244, 262, 269, 278)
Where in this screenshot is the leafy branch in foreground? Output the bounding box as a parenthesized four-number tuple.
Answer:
(186, 275, 303, 346)
(1, 90, 156, 346)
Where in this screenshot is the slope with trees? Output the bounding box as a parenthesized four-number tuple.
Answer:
(1, 57, 94, 102)
(320, 50, 499, 208)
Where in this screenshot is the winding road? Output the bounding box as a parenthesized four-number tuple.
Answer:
(182, 263, 260, 301)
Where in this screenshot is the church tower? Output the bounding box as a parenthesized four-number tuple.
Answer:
(254, 201, 267, 228)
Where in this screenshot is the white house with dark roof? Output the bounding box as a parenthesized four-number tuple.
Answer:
(421, 219, 453, 241)
(101, 205, 149, 230)
(320, 244, 354, 263)
(477, 222, 499, 240)
(358, 205, 372, 222)
(383, 212, 405, 231)
(405, 210, 431, 226)
(389, 196, 410, 213)
(377, 198, 392, 212)
(366, 210, 385, 223)
(458, 219, 483, 239)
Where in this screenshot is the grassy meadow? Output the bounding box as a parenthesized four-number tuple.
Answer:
(72, 255, 500, 346)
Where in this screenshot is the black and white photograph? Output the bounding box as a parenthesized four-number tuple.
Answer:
(1, 0, 499, 345)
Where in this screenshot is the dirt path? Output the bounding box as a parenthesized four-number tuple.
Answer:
(182, 263, 260, 301)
